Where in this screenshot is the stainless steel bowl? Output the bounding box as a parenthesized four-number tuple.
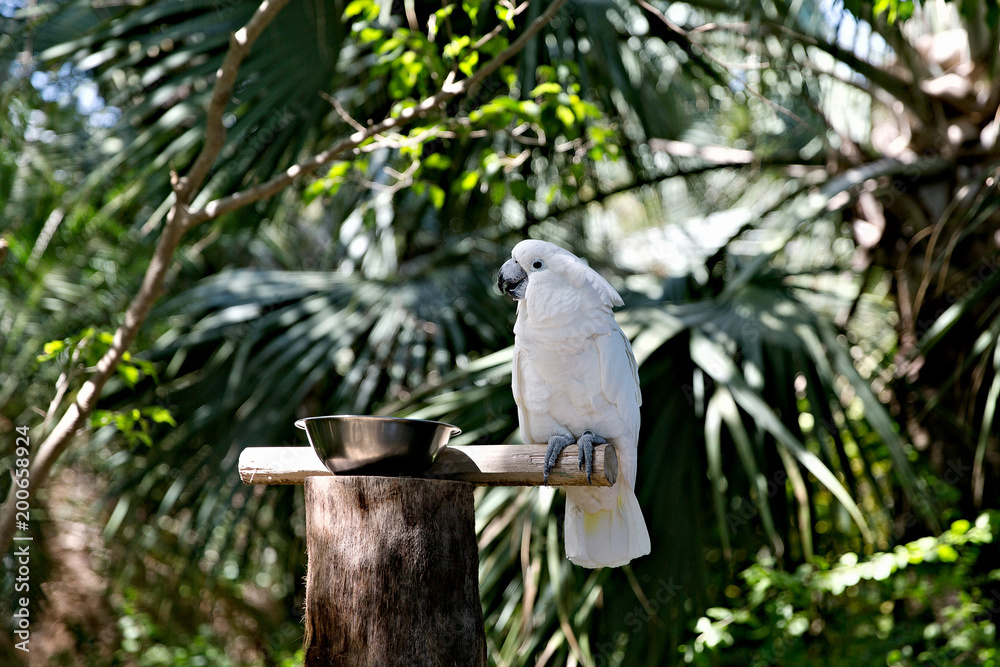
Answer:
(295, 415, 462, 476)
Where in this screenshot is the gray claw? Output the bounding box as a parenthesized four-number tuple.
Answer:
(543, 434, 575, 484)
(577, 430, 607, 485)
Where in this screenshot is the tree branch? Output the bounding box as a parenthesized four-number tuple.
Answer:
(187, 0, 571, 228)
(525, 142, 825, 228)
(0, 0, 289, 555)
(178, 0, 291, 203)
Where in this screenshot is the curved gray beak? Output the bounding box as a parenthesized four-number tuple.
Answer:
(497, 258, 527, 300)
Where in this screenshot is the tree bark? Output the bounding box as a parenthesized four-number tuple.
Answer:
(303, 476, 485, 667)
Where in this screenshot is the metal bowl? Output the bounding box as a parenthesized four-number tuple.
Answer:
(295, 415, 462, 476)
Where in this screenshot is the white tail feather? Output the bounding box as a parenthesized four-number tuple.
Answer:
(563, 481, 650, 568)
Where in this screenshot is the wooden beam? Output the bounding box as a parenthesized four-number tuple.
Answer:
(239, 444, 618, 487)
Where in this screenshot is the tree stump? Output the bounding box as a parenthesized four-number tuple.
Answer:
(303, 476, 486, 667)
(241, 443, 618, 664)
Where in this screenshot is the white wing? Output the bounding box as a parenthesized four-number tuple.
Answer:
(565, 321, 650, 567)
(511, 344, 528, 441)
(598, 326, 641, 442)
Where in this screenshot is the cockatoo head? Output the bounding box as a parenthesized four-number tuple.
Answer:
(497, 240, 623, 308)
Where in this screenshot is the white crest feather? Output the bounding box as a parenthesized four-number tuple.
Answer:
(511, 240, 623, 308)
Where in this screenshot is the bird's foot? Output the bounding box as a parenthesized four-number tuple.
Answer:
(543, 434, 576, 484)
(577, 430, 607, 485)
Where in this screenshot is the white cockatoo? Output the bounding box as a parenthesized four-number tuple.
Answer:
(497, 240, 651, 568)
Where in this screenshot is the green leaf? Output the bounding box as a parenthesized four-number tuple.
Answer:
(518, 100, 541, 119)
(555, 105, 576, 128)
(529, 82, 562, 97)
(433, 3, 456, 32)
(461, 0, 481, 23)
(950, 519, 971, 535)
(715, 386, 782, 556)
(143, 406, 177, 427)
(444, 35, 471, 60)
(343, 0, 378, 20)
(114, 413, 133, 432)
(358, 27, 383, 44)
(459, 51, 479, 78)
(496, 1, 516, 28)
(571, 97, 601, 120)
(118, 363, 141, 387)
(973, 336, 1000, 504)
(935, 544, 958, 562)
(434, 4, 456, 20)
(377, 36, 404, 55)
(133, 359, 157, 378)
(135, 429, 153, 447)
(423, 153, 451, 170)
(91, 410, 114, 428)
(303, 180, 329, 204)
(458, 170, 479, 191)
(427, 185, 446, 209)
(915, 268, 1000, 357)
(705, 390, 733, 559)
(327, 162, 351, 180)
(690, 332, 874, 543)
(870, 0, 913, 23)
(43, 340, 65, 355)
(811, 325, 939, 530)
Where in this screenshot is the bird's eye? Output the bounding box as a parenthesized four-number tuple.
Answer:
(531, 260, 544, 270)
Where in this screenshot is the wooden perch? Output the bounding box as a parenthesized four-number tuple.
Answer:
(239, 444, 618, 487)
